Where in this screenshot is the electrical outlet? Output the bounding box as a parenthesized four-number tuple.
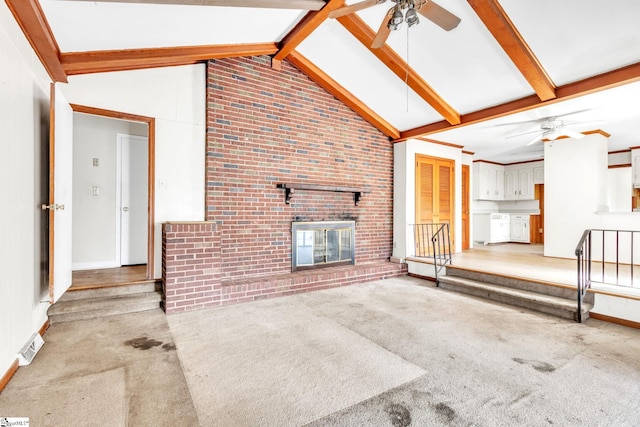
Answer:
(93, 186, 100, 196)
(93, 158, 99, 167)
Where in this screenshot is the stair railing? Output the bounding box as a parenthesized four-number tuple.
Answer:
(575, 229, 592, 323)
(575, 228, 639, 322)
(411, 223, 452, 284)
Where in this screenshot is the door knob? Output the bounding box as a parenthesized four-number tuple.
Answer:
(123, 207, 129, 212)
(41, 204, 64, 211)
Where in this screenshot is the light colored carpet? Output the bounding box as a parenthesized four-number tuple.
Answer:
(168, 296, 426, 426)
(300, 277, 640, 426)
(2, 276, 640, 426)
(0, 309, 199, 426)
(0, 368, 126, 426)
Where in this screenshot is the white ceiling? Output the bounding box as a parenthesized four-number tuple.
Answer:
(40, 0, 640, 163)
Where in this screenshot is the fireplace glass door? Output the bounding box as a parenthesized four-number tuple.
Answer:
(292, 221, 355, 271)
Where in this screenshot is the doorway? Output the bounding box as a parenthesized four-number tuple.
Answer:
(531, 184, 545, 244)
(70, 105, 155, 288)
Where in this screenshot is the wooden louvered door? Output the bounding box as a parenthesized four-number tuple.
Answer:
(415, 155, 455, 256)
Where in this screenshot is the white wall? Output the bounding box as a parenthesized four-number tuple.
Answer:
(544, 133, 609, 258)
(72, 113, 148, 268)
(60, 65, 206, 277)
(393, 139, 467, 261)
(0, 2, 52, 381)
(607, 167, 632, 212)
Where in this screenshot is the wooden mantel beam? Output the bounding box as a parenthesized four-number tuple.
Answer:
(336, 13, 461, 125)
(468, 0, 556, 102)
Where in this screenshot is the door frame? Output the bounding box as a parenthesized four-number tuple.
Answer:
(462, 164, 470, 250)
(71, 104, 156, 280)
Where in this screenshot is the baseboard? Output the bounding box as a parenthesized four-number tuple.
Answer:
(589, 312, 640, 329)
(0, 359, 19, 393)
(39, 319, 50, 337)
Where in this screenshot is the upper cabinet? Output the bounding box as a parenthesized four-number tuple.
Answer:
(474, 161, 542, 201)
(505, 166, 534, 200)
(533, 165, 544, 184)
(633, 148, 640, 188)
(473, 162, 504, 200)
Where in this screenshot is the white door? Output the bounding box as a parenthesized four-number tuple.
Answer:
(118, 134, 148, 265)
(49, 84, 73, 303)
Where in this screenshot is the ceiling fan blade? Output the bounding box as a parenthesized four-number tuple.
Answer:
(505, 129, 544, 139)
(371, 7, 394, 49)
(416, 0, 461, 31)
(526, 134, 544, 146)
(65, 0, 326, 10)
(559, 129, 585, 140)
(329, 0, 383, 18)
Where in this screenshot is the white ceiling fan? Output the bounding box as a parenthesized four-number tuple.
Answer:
(503, 109, 600, 146)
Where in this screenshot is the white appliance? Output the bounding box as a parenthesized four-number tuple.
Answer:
(489, 214, 511, 243)
(473, 213, 509, 244)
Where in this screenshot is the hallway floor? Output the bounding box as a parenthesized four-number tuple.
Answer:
(71, 264, 149, 290)
(2, 276, 640, 426)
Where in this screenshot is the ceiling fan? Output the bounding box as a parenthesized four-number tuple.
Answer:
(329, 0, 461, 48)
(504, 112, 599, 146)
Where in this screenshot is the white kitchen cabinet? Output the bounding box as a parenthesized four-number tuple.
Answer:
(633, 150, 640, 187)
(504, 170, 518, 200)
(518, 168, 534, 199)
(474, 162, 504, 200)
(533, 165, 544, 184)
(504, 166, 534, 200)
(510, 214, 530, 243)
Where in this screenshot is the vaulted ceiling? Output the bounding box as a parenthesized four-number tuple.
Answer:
(9, 0, 640, 163)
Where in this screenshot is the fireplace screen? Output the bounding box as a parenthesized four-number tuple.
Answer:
(292, 221, 355, 271)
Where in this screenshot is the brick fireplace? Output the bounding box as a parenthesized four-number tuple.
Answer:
(162, 55, 406, 313)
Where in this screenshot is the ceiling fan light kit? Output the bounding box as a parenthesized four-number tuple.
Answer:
(331, 0, 460, 48)
(387, 0, 420, 31)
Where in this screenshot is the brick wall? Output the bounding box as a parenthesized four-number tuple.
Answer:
(162, 222, 221, 314)
(206, 56, 396, 281)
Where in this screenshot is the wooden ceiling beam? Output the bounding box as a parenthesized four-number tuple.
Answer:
(5, 0, 67, 82)
(288, 50, 400, 139)
(467, 0, 555, 101)
(396, 61, 640, 141)
(61, 43, 278, 75)
(271, 0, 343, 69)
(337, 13, 461, 125)
(62, 0, 326, 10)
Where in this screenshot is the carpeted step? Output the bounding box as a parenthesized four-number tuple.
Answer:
(444, 267, 578, 300)
(59, 281, 161, 302)
(437, 275, 592, 322)
(48, 292, 163, 324)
